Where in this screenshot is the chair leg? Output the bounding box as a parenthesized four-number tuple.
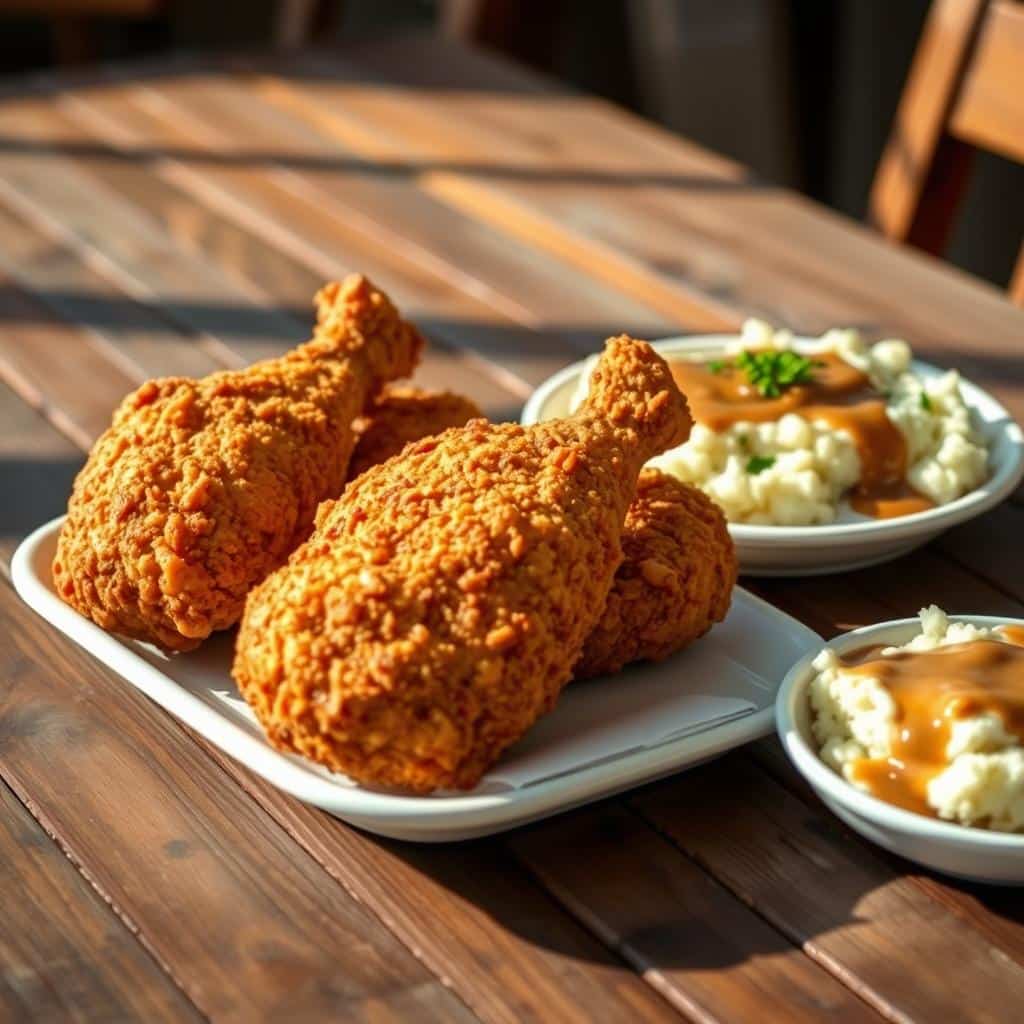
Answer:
(275, 0, 316, 49)
(440, 0, 563, 71)
(1010, 243, 1024, 307)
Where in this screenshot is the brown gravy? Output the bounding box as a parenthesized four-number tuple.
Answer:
(838, 635, 1024, 817)
(670, 352, 935, 519)
(1000, 625, 1024, 647)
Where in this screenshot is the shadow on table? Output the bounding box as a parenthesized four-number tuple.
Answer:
(0, 455, 82, 556)
(0, 133, 764, 192)
(358, 753, 852, 974)
(361, 746, 1024, 977)
(0, 283, 669, 353)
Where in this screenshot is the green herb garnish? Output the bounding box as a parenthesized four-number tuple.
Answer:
(746, 455, 776, 475)
(707, 359, 727, 374)
(920, 392, 933, 412)
(735, 349, 818, 398)
(737, 434, 751, 452)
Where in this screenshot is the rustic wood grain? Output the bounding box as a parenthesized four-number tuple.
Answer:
(0, 579, 478, 1023)
(258, 40, 1024, 415)
(507, 804, 880, 1023)
(0, 85, 547, 411)
(0, 95, 304, 364)
(749, 734, 1024, 972)
(0, 778, 201, 1022)
(0, 198, 236, 380)
(138, 69, 675, 340)
(0, 381, 81, 564)
(197, 749, 686, 1024)
(0, 271, 140, 448)
(633, 756, 1024, 1023)
(61, 74, 587, 389)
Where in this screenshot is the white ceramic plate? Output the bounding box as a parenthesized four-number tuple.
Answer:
(521, 336, 1024, 577)
(777, 616, 1024, 885)
(13, 516, 821, 842)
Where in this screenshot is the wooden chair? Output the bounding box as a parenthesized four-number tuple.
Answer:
(870, 0, 1024, 305)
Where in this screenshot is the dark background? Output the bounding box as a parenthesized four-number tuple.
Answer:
(2, 0, 1021, 291)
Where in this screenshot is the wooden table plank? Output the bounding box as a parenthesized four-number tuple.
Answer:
(202, 750, 686, 1024)
(0, 580, 477, 1023)
(0, 200, 236, 380)
(262, 39, 1024, 417)
(0, 87, 540, 414)
(632, 757, 1024, 1022)
(0, 274, 141, 448)
(58, 74, 583, 391)
(0, 95, 309, 364)
(508, 804, 880, 1023)
(245, 59, 739, 334)
(0, 196, 524, 434)
(0, 779, 201, 1022)
(749, 734, 1024, 972)
(0, 381, 81, 564)
(124, 68, 677, 342)
(936, 502, 1024, 607)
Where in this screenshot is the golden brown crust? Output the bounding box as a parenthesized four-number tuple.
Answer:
(573, 469, 736, 679)
(233, 336, 690, 792)
(351, 391, 733, 680)
(347, 387, 483, 481)
(53, 275, 423, 651)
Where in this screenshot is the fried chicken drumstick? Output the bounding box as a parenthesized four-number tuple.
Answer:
(575, 468, 736, 679)
(234, 336, 692, 792)
(53, 275, 423, 651)
(346, 390, 736, 679)
(347, 386, 483, 481)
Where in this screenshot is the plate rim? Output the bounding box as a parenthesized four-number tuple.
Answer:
(13, 515, 821, 839)
(520, 334, 1024, 546)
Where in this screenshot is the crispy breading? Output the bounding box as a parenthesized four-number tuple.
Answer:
(53, 275, 423, 651)
(574, 468, 736, 679)
(348, 391, 736, 679)
(347, 386, 483, 481)
(233, 336, 692, 792)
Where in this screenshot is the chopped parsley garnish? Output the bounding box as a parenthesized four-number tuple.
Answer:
(737, 434, 751, 452)
(707, 359, 727, 374)
(734, 349, 818, 398)
(746, 455, 776, 475)
(920, 392, 933, 412)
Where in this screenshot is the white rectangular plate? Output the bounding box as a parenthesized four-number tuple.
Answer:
(13, 517, 821, 841)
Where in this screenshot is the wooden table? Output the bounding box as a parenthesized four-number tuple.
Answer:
(2, 34, 1024, 1024)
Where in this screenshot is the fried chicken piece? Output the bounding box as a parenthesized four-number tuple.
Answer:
(53, 275, 423, 652)
(347, 386, 483, 481)
(234, 335, 692, 792)
(347, 392, 735, 678)
(574, 469, 736, 679)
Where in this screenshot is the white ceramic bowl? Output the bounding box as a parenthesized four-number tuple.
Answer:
(776, 615, 1024, 885)
(520, 335, 1024, 577)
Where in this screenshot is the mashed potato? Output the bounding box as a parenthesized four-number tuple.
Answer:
(810, 606, 1024, 831)
(572, 321, 990, 525)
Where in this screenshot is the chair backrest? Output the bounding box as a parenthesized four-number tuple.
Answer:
(870, 0, 1024, 304)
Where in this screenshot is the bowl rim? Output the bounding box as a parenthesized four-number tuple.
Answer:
(520, 334, 1024, 545)
(775, 614, 1024, 849)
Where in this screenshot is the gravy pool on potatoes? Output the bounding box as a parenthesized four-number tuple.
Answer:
(670, 353, 935, 519)
(838, 629, 1024, 817)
